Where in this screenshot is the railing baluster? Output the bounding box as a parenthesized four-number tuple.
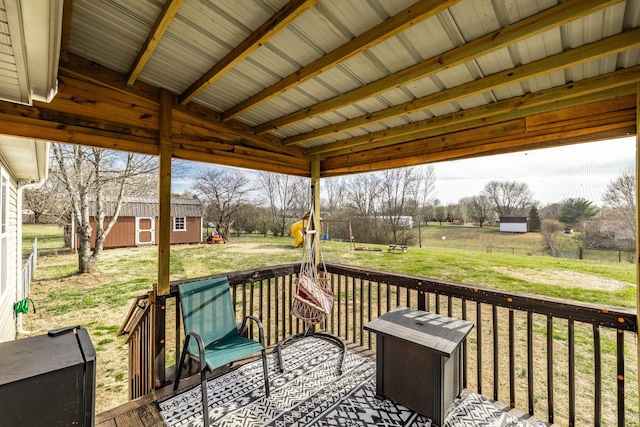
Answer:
(493, 305, 499, 401)
(377, 282, 382, 319)
(352, 277, 357, 343)
(568, 319, 575, 426)
(242, 282, 247, 321)
(345, 276, 350, 341)
(288, 275, 294, 335)
(617, 327, 625, 427)
(447, 296, 452, 318)
(386, 283, 391, 312)
(547, 315, 554, 424)
(435, 294, 440, 314)
(274, 279, 279, 342)
(267, 279, 272, 346)
(367, 280, 372, 349)
(527, 311, 534, 415)
(593, 324, 601, 427)
(396, 284, 400, 307)
(360, 278, 364, 347)
(462, 299, 468, 389)
(406, 286, 411, 308)
(330, 273, 336, 335)
(418, 290, 426, 311)
(337, 274, 342, 338)
(249, 281, 255, 338)
(477, 301, 483, 395)
(259, 279, 264, 335)
(175, 297, 181, 374)
(281, 276, 287, 340)
(509, 308, 515, 409)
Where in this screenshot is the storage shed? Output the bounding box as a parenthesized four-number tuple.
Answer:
(74, 197, 202, 249)
(499, 216, 528, 233)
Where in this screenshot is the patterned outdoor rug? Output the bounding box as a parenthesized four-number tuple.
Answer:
(158, 337, 549, 427)
(158, 337, 432, 427)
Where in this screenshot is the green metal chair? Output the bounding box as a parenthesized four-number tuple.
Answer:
(173, 277, 270, 427)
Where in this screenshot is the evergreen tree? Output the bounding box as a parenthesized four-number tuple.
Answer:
(528, 205, 541, 232)
(558, 198, 598, 229)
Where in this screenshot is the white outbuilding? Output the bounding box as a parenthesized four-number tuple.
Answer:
(499, 216, 528, 233)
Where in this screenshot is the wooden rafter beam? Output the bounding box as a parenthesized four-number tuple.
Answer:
(258, 0, 624, 135)
(320, 96, 637, 176)
(220, 0, 458, 121)
(322, 125, 636, 178)
(173, 145, 309, 176)
(0, 57, 311, 176)
(126, 0, 184, 86)
(59, 0, 73, 61)
(285, 26, 640, 146)
(59, 53, 304, 158)
(312, 66, 640, 157)
(178, 0, 318, 106)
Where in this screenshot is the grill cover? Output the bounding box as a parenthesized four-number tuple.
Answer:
(0, 326, 96, 426)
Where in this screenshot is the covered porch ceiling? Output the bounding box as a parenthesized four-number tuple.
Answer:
(0, 0, 638, 178)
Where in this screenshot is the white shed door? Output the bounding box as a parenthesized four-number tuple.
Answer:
(136, 217, 155, 245)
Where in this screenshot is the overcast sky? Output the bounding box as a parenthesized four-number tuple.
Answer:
(431, 136, 636, 206)
(172, 136, 636, 207)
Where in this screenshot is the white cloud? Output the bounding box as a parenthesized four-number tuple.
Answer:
(432, 137, 636, 206)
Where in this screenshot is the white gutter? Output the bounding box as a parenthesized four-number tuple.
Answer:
(16, 177, 46, 334)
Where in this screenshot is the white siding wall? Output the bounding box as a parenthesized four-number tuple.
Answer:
(500, 222, 527, 233)
(0, 167, 17, 342)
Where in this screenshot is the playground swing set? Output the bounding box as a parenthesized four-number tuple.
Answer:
(291, 216, 382, 252)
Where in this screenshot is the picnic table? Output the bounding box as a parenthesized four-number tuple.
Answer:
(387, 244, 408, 253)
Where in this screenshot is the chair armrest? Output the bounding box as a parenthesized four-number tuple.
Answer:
(240, 315, 266, 347)
(185, 331, 207, 365)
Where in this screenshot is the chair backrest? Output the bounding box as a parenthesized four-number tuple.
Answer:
(177, 277, 238, 356)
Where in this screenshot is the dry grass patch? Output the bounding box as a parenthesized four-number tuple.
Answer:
(492, 267, 633, 291)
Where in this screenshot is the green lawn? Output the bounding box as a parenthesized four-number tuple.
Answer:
(22, 223, 67, 254)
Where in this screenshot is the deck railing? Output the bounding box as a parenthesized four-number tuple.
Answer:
(120, 262, 637, 426)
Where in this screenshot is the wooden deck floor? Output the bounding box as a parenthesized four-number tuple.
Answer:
(95, 341, 551, 427)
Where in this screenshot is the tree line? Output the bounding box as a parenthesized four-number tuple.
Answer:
(23, 144, 635, 273)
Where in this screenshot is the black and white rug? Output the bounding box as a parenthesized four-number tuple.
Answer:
(158, 337, 431, 427)
(158, 337, 548, 427)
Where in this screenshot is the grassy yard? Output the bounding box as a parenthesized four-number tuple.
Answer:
(21, 223, 67, 254)
(18, 224, 638, 421)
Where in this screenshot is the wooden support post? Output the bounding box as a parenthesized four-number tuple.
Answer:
(311, 155, 321, 265)
(158, 89, 172, 295)
(154, 88, 172, 389)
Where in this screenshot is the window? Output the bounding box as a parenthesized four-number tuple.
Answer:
(0, 170, 8, 298)
(173, 217, 186, 231)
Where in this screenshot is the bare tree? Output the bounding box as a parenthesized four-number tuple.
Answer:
(414, 165, 437, 225)
(434, 205, 447, 225)
(603, 169, 636, 245)
(52, 144, 158, 273)
(258, 172, 307, 237)
(379, 168, 420, 242)
(193, 167, 252, 239)
(447, 202, 464, 224)
(345, 173, 381, 216)
(323, 176, 346, 216)
(483, 180, 533, 217)
(23, 177, 68, 224)
(463, 195, 494, 227)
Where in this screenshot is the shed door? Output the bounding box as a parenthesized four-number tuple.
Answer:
(136, 217, 155, 245)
